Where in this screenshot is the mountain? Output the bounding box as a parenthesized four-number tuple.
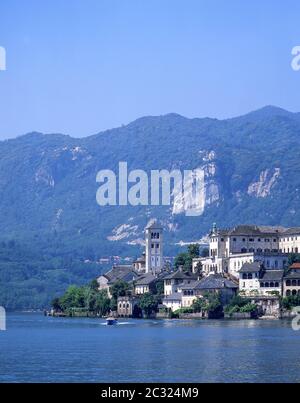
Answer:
(1, 105, 300, 309)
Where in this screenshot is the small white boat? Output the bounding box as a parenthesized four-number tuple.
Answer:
(106, 317, 118, 325)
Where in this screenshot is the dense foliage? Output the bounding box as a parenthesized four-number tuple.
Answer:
(109, 280, 131, 311)
(224, 295, 257, 315)
(138, 293, 161, 317)
(51, 280, 111, 316)
(191, 292, 222, 314)
(281, 295, 300, 310)
(174, 244, 199, 272)
(0, 240, 104, 310)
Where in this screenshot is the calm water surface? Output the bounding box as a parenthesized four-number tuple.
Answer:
(0, 313, 300, 382)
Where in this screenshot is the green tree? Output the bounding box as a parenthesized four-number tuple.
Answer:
(192, 292, 222, 315)
(174, 244, 200, 272)
(95, 290, 110, 316)
(174, 252, 188, 270)
(281, 295, 300, 310)
(153, 280, 164, 295)
(138, 293, 159, 317)
(187, 244, 199, 258)
(59, 285, 85, 310)
(109, 280, 130, 311)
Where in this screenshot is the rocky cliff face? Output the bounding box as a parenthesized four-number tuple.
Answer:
(0, 106, 300, 257)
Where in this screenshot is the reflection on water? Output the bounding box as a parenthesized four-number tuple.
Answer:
(0, 313, 299, 382)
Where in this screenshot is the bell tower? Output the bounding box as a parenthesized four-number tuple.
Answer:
(145, 220, 163, 275)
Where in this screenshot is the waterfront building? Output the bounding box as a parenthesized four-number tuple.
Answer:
(192, 224, 291, 278)
(134, 273, 158, 295)
(180, 281, 199, 308)
(194, 274, 238, 305)
(97, 265, 139, 297)
(163, 269, 197, 296)
(238, 262, 283, 296)
(248, 295, 281, 317)
(162, 273, 237, 311)
(282, 263, 300, 297)
(117, 296, 139, 317)
(162, 293, 182, 311)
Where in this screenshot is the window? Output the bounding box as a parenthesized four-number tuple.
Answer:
(273, 239, 277, 242)
(260, 282, 264, 287)
(242, 273, 247, 279)
(241, 248, 247, 253)
(151, 243, 154, 248)
(247, 273, 253, 279)
(156, 244, 159, 248)
(286, 290, 291, 296)
(270, 282, 274, 287)
(221, 238, 224, 242)
(249, 238, 254, 242)
(157, 233, 160, 239)
(265, 282, 269, 287)
(258, 238, 261, 242)
(292, 290, 297, 296)
(233, 238, 236, 242)
(286, 280, 291, 286)
(275, 282, 279, 287)
(292, 280, 297, 286)
(242, 238, 246, 242)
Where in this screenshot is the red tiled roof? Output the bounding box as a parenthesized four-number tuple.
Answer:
(290, 263, 300, 269)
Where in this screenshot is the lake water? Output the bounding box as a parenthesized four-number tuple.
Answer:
(0, 313, 300, 383)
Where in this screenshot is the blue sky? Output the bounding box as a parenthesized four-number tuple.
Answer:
(0, 0, 300, 139)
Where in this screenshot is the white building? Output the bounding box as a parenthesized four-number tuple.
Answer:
(163, 269, 197, 296)
(145, 221, 163, 274)
(279, 228, 300, 253)
(193, 224, 291, 279)
(162, 293, 182, 311)
(238, 262, 283, 296)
